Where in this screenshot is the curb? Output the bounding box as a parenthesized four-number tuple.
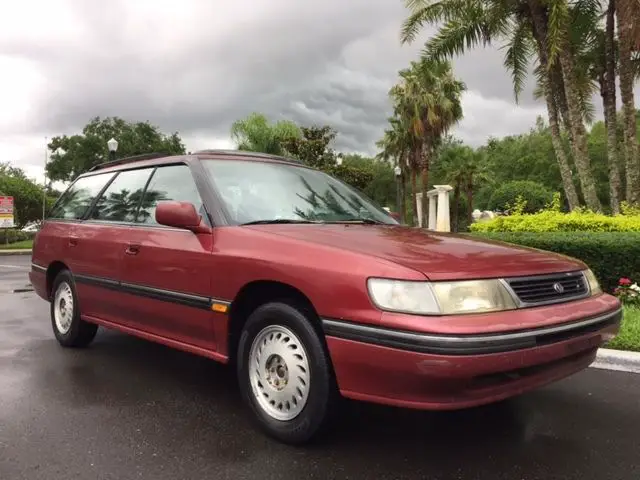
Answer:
(591, 348, 640, 374)
(0, 250, 32, 256)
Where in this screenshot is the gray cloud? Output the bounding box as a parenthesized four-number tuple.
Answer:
(2, 0, 629, 171)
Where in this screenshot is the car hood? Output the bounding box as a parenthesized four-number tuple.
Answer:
(247, 224, 584, 280)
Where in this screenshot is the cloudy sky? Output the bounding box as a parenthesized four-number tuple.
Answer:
(0, 0, 619, 186)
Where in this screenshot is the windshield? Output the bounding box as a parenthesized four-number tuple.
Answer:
(202, 159, 398, 225)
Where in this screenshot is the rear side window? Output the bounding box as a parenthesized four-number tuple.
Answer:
(89, 168, 154, 222)
(49, 173, 115, 220)
(136, 164, 204, 224)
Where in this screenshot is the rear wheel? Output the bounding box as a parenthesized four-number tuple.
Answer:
(236, 301, 336, 445)
(50, 270, 98, 348)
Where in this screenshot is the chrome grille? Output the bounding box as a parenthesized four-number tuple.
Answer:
(505, 271, 588, 305)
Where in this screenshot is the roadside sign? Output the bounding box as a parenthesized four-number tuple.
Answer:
(0, 196, 15, 229)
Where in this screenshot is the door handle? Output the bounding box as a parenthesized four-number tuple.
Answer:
(68, 237, 78, 247)
(125, 243, 141, 255)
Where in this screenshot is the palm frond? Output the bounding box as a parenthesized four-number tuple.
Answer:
(421, 4, 504, 60)
(401, 0, 476, 44)
(501, 19, 534, 102)
(546, 0, 571, 67)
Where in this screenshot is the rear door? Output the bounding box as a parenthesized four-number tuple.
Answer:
(42, 171, 119, 320)
(78, 166, 157, 326)
(117, 163, 217, 351)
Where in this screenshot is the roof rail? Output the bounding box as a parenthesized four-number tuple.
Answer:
(88, 152, 172, 172)
(192, 149, 303, 163)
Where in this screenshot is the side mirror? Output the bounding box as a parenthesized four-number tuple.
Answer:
(389, 211, 401, 221)
(155, 201, 211, 234)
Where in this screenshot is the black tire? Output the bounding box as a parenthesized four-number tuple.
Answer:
(236, 301, 337, 445)
(50, 269, 98, 348)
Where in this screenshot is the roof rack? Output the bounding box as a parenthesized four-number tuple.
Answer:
(88, 152, 172, 172)
(192, 149, 303, 164)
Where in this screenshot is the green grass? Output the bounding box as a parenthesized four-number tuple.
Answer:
(607, 307, 640, 352)
(1, 239, 33, 250)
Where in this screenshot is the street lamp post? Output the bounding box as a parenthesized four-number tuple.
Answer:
(394, 165, 402, 222)
(42, 146, 65, 223)
(42, 138, 48, 224)
(107, 137, 118, 161)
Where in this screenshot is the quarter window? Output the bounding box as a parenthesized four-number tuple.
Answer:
(49, 173, 115, 220)
(90, 168, 154, 222)
(136, 164, 204, 224)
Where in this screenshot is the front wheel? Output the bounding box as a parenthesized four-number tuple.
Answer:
(50, 270, 98, 348)
(236, 302, 337, 445)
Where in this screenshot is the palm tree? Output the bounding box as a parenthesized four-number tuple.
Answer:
(616, 0, 640, 203)
(389, 57, 466, 228)
(571, 0, 622, 212)
(376, 118, 410, 222)
(230, 112, 301, 156)
(399, 0, 600, 211)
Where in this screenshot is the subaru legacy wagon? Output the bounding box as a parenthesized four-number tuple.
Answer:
(29, 150, 622, 444)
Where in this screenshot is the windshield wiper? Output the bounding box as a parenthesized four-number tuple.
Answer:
(240, 219, 322, 225)
(326, 218, 385, 225)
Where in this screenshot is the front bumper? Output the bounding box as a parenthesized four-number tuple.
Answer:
(323, 307, 622, 410)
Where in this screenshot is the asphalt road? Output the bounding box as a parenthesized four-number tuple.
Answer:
(2, 255, 640, 480)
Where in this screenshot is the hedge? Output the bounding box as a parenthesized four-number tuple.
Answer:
(468, 232, 640, 294)
(470, 210, 640, 232)
(0, 229, 35, 245)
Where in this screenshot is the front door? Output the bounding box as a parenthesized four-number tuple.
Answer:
(117, 163, 216, 352)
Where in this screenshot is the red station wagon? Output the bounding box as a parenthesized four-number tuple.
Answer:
(30, 150, 622, 444)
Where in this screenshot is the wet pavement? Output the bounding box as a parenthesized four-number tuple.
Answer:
(2, 255, 640, 480)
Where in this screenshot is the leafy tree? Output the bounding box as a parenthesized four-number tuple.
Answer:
(281, 125, 338, 169)
(0, 162, 48, 227)
(46, 116, 186, 182)
(341, 153, 397, 210)
(230, 112, 301, 155)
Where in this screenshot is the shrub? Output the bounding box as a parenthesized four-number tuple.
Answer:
(0, 228, 35, 245)
(470, 209, 640, 232)
(487, 180, 554, 214)
(468, 232, 640, 293)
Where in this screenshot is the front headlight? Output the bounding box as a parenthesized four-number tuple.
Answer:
(583, 269, 602, 295)
(367, 278, 518, 315)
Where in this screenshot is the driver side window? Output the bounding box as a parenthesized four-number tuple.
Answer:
(136, 164, 206, 225)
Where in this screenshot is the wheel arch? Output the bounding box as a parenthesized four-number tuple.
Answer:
(227, 280, 327, 365)
(46, 261, 69, 299)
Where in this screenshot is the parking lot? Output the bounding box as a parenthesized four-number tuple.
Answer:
(2, 255, 640, 480)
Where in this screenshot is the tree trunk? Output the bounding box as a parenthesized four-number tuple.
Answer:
(398, 152, 408, 224)
(617, 3, 640, 204)
(420, 154, 429, 229)
(527, 2, 581, 210)
(551, 62, 572, 139)
(466, 173, 473, 227)
(452, 180, 460, 232)
(556, 38, 602, 211)
(411, 169, 419, 226)
(400, 173, 407, 224)
(604, 0, 622, 213)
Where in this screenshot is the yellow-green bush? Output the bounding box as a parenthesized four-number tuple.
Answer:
(471, 193, 640, 233)
(470, 210, 640, 232)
